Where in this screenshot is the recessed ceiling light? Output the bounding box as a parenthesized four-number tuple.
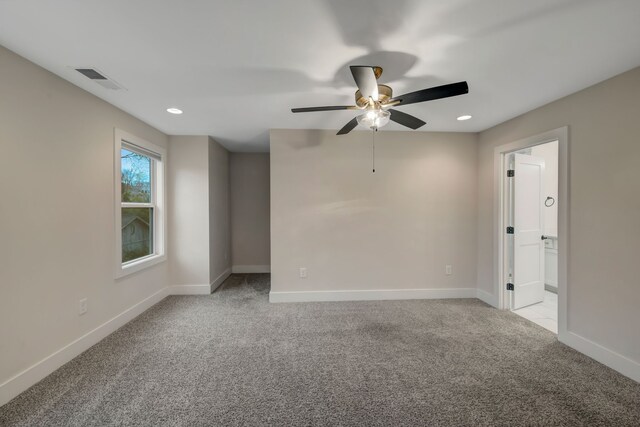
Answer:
(167, 107, 183, 115)
(457, 115, 472, 121)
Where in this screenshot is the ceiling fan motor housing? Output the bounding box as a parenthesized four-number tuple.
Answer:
(356, 84, 393, 108)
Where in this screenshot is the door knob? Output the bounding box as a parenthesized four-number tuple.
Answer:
(541, 235, 550, 240)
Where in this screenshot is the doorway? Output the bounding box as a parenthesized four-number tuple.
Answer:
(494, 127, 568, 339)
(506, 142, 559, 333)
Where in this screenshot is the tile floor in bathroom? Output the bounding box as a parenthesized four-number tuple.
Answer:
(512, 290, 558, 334)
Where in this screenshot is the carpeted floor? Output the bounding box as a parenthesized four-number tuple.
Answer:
(1, 274, 639, 426)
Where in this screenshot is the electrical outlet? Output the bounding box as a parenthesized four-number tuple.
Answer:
(299, 267, 307, 278)
(445, 265, 453, 276)
(78, 298, 88, 316)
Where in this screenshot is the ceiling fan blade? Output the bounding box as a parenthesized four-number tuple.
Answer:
(388, 109, 426, 130)
(389, 81, 468, 106)
(291, 105, 356, 113)
(350, 66, 379, 101)
(336, 117, 359, 135)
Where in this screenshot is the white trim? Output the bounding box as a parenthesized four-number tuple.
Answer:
(167, 284, 212, 295)
(493, 127, 569, 342)
(0, 287, 168, 407)
(476, 289, 498, 307)
(231, 265, 271, 273)
(210, 268, 232, 292)
(119, 255, 166, 278)
(114, 128, 167, 279)
(560, 332, 640, 383)
(269, 287, 477, 303)
(168, 268, 231, 295)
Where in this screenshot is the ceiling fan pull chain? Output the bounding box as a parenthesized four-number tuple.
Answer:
(372, 128, 376, 173)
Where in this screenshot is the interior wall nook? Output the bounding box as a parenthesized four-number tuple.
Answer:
(229, 153, 271, 273)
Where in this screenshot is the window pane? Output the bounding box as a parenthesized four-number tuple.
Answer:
(121, 148, 151, 203)
(122, 207, 154, 263)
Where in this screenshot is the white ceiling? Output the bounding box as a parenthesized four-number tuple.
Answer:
(1, 0, 640, 152)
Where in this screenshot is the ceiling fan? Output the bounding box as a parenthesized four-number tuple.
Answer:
(291, 66, 469, 135)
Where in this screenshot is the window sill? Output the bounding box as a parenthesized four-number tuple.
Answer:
(115, 254, 166, 279)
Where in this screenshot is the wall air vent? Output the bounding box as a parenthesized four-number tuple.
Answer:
(74, 67, 125, 90)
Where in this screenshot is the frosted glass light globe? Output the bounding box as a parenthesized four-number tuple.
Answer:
(357, 109, 390, 130)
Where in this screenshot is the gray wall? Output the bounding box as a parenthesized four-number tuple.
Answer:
(209, 137, 232, 286)
(0, 45, 170, 390)
(477, 66, 640, 366)
(230, 153, 271, 271)
(169, 136, 211, 287)
(169, 135, 231, 290)
(270, 129, 478, 295)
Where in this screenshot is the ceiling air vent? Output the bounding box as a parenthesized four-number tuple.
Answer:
(74, 67, 125, 90)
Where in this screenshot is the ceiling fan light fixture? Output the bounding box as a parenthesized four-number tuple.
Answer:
(290, 64, 469, 135)
(357, 109, 390, 130)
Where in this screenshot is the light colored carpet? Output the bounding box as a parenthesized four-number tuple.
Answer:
(1, 274, 639, 426)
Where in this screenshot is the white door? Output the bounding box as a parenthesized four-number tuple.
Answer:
(512, 153, 546, 309)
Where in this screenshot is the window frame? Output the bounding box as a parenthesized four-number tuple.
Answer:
(114, 129, 166, 278)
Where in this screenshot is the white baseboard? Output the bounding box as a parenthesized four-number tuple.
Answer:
(560, 331, 640, 383)
(269, 287, 477, 303)
(211, 268, 232, 292)
(0, 287, 169, 407)
(168, 284, 212, 295)
(168, 268, 232, 295)
(231, 265, 270, 274)
(476, 289, 499, 308)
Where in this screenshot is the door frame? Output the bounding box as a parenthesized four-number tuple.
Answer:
(494, 127, 569, 339)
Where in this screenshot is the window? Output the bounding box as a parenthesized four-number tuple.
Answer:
(114, 129, 166, 278)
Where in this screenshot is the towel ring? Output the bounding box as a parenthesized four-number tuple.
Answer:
(545, 196, 555, 207)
